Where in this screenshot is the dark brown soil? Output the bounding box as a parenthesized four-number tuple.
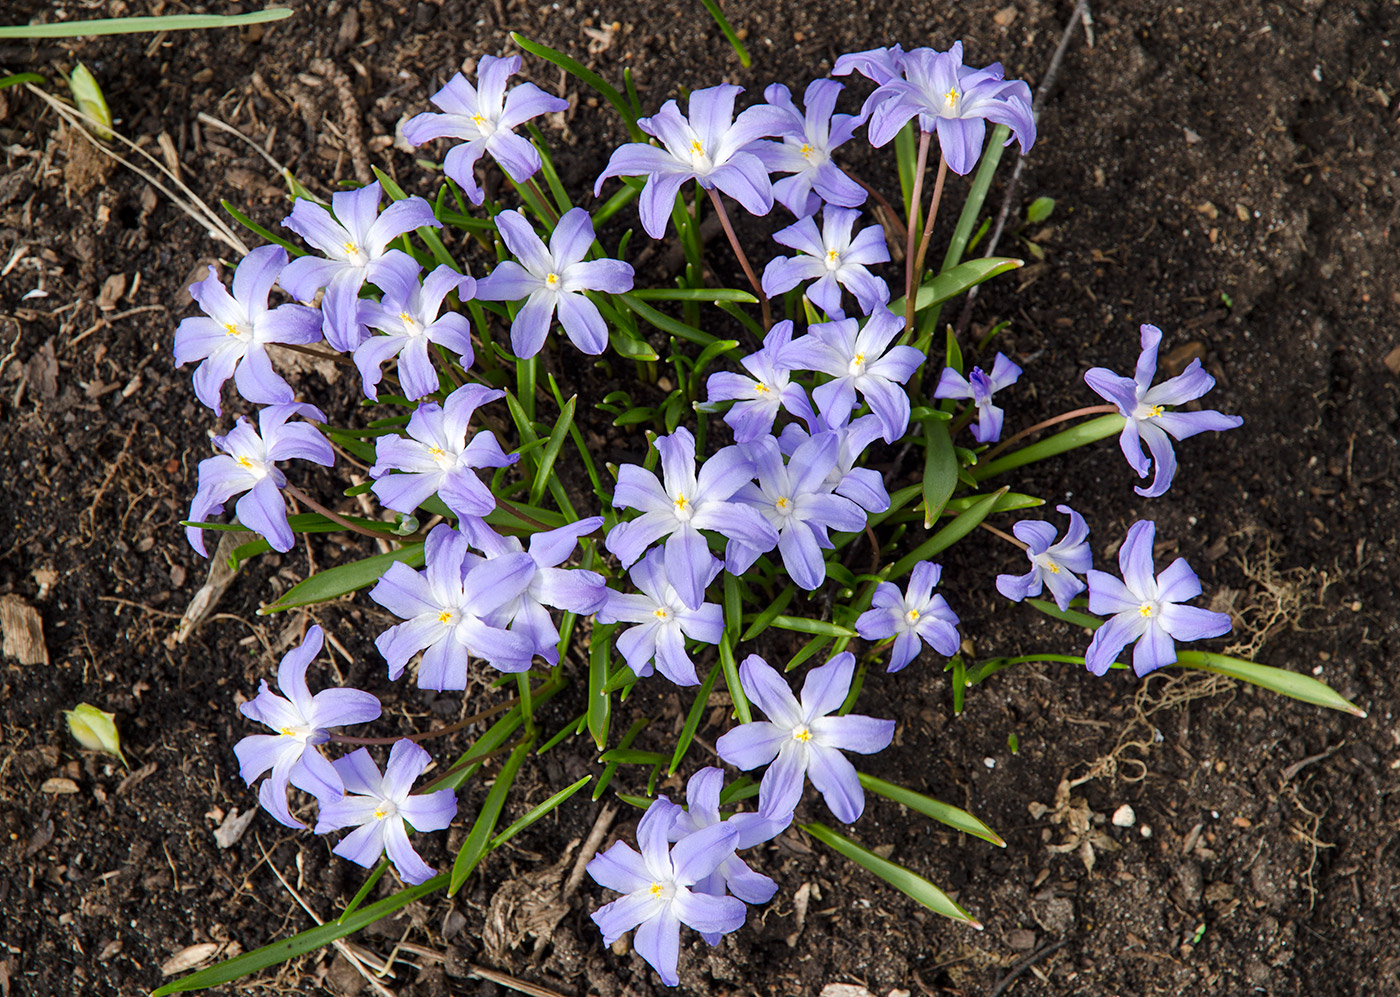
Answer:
(1, 1, 1397, 995)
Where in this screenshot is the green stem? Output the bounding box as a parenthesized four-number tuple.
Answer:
(970, 414, 1125, 483)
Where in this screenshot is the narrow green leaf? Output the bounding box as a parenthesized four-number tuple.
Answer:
(619, 293, 719, 346)
(971, 414, 1125, 482)
(372, 167, 460, 269)
(785, 635, 832, 673)
(718, 637, 751, 724)
(219, 200, 303, 254)
(489, 776, 592, 851)
(0, 72, 45, 90)
(597, 748, 668, 765)
(858, 773, 1005, 847)
(1176, 652, 1366, 716)
(531, 394, 575, 507)
(257, 545, 425, 614)
(768, 616, 857, 639)
(698, 0, 751, 66)
(889, 488, 1007, 580)
(449, 737, 533, 895)
(889, 257, 1022, 317)
(594, 717, 648, 800)
(511, 32, 644, 141)
(801, 822, 981, 928)
(629, 288, 757, 303)
(921, 420, 957, 529)
(588, 623, 615, 750)
(0, 9, 291, 39)
(670, 662, 722, 774)
(1026, 598, 1104, 630)
(739, 583, 796, 640)
(152, 873, 445, 995)
(336, 860, 388, 923)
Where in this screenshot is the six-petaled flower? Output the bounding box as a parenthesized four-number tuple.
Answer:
(856, 561, 962, 673)
(995, 505, 1092, 611)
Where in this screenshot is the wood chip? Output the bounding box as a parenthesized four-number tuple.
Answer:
(41, 777, 79, 794)
(0, 595, 48, 665)
(213, 807, 258, 849)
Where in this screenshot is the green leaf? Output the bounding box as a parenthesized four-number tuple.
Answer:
(1175, 652, 1366, 716)
(618, 293, 718, 346)
(336, 861, 388, 924)
(670, 662, 722, 774)
(739, 583, 796, 640)
(0, 72, 45, 90)
(372, 167, 459, 269)
(718, 637, 751, 724)
(698, 0, 751, 67)
(594, 718, 648, 800)
(1026, 196, 1056, 224)
(800, 822, 981, 928)
(152, 873, 444, 994)
(531, 394, 576, 507)
(858, 773, 1004, 847)
(587, 623, 615, 750)
(785, 635, 832, 673)
(511, 32, 644, 141)
(0, 9, 291, 39)
(257, 545, 425, 614)
(1026, 598, 1104, 630)
(490, 776, 592, 851)
(597, 748, 668, 766)
(449, 737, 534, 895)
(888, 257, 1022, 316)
(889, 488, 1007, 580)
(767, 616, 857, 639)
(629, 288, 757, 304)
(221, 199, 303, 255)
(921, 420, 957, 529)
(972, 414, 1125, 482)
(67, 64, 112, 139)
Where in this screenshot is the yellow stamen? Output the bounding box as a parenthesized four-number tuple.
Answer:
(1145, 404, 1164, 418)
(799, 142, 814, 160)
(343, 241, 361, 258)
(690, 139, 705, 156)
(654, 607, 670, 620)
(775, 496, 790, 513)
(754, 382, 770, 394)
(826, 248, 839, 265)
(428, 446, 445, 458)
(280, 726, 296, 737)
(224, 322, 240, 337)
(648, 882, 664, 896)
(905, 609, 920, 624)
(1047, 563, 1061, 574)
(674, 494, 689, 511)
(1139, 602, 1153, 617)
(944, 87, 959, 108)
(438, 610, 454, 624)
(472, 113, 487, 128)
(373, 804, 389, 820)
(792, 726, 812, 743)
(236, 456, 255, 469)
(399, 311, 415, 326)
(545, 272, 560, 287)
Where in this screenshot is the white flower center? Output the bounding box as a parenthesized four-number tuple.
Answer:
(278, 725, 312, 743)
(905, 608, 920, 625)
(470, 112, 495, 137)
(791, 725, 812, 743)
(824, 248, 841, 271)
(1138, 601, 1155, 618)
(427, 445, 457, 471)
(1135, 402, 1165, 420)
(373, 800, 399, 821)
(234, 454, 269, 479)
(847, 352, 867, 377)
(545, 272, 560, 288)
(688, 138, 714, 173)
(774, 495, 792, 517)
(672, 493, 693, 522)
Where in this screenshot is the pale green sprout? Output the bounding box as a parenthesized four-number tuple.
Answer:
(67, 64, 113, 140)
(64, 703, 128, 768)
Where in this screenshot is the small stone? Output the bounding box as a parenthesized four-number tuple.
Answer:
(983, 757, 997, 769)
(1112, 804, 1136, 827)
(41, 777, 80, 794)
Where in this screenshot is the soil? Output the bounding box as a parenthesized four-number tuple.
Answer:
(1, 1, 1397, 996)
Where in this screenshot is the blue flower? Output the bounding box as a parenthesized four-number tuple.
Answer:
(995, 505, 1092, 611)
(856, 561, 961, 672)
(704, 320, 815, 444)
(933, 353, 1023, 444)
(760, 207, 891, 319)
(1085, 324, 1244, 498)
(1084, 520, 1233, 677)
(750, 79, 866, 217)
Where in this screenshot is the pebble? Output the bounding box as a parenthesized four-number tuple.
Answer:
(1111, 803, 1137, 827)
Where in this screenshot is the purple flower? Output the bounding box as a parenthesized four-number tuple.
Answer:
(369, 384, 517, 522)
(402, 55, 569, 206)
(605, 427, 778, 610)
(315, 739, 458, 885)
(716, 653, 894, 823)
(703, 320, 814, 444)
(1084, 520, 1233, 677)
(668, 767, 786, 943)
(777, 413, 890, 513)
(234, 625, 381, 828)
(784, 308, 923, 443)
(353, 260, 475, 400)
(856, 561, 961, 673)
(586, 797, 746, 986)
(831, 44, 908, 87)
(594, 548, 724, 686)
(1084, 324, 1244, 498)
(186, 402, 333, 557)
(279, 182, 439, 351)
(460, 516, 609, 666)
(174, 245, 322, 415)
(761, 207, 891, 319)
(750, 80, 866, 217)
(933, 353, 1023, 444)
(727, 435, 867, 591)
(474, 207, 634, 358)
(370, 524, 537, 686)
(995, 505, 1092, 611)
(856, 42, 1036, 175)
(594, 84, 790, 239)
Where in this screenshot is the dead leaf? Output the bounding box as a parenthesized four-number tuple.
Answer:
(214, 807, 258, 849)
(820, 985, 876, 997)
(97, 272, 127, 311)
(41, 777, 79, 794)
(160, 943, 221, 977)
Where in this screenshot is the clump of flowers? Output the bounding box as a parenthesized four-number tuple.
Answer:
(159, 32, 1361, 997)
